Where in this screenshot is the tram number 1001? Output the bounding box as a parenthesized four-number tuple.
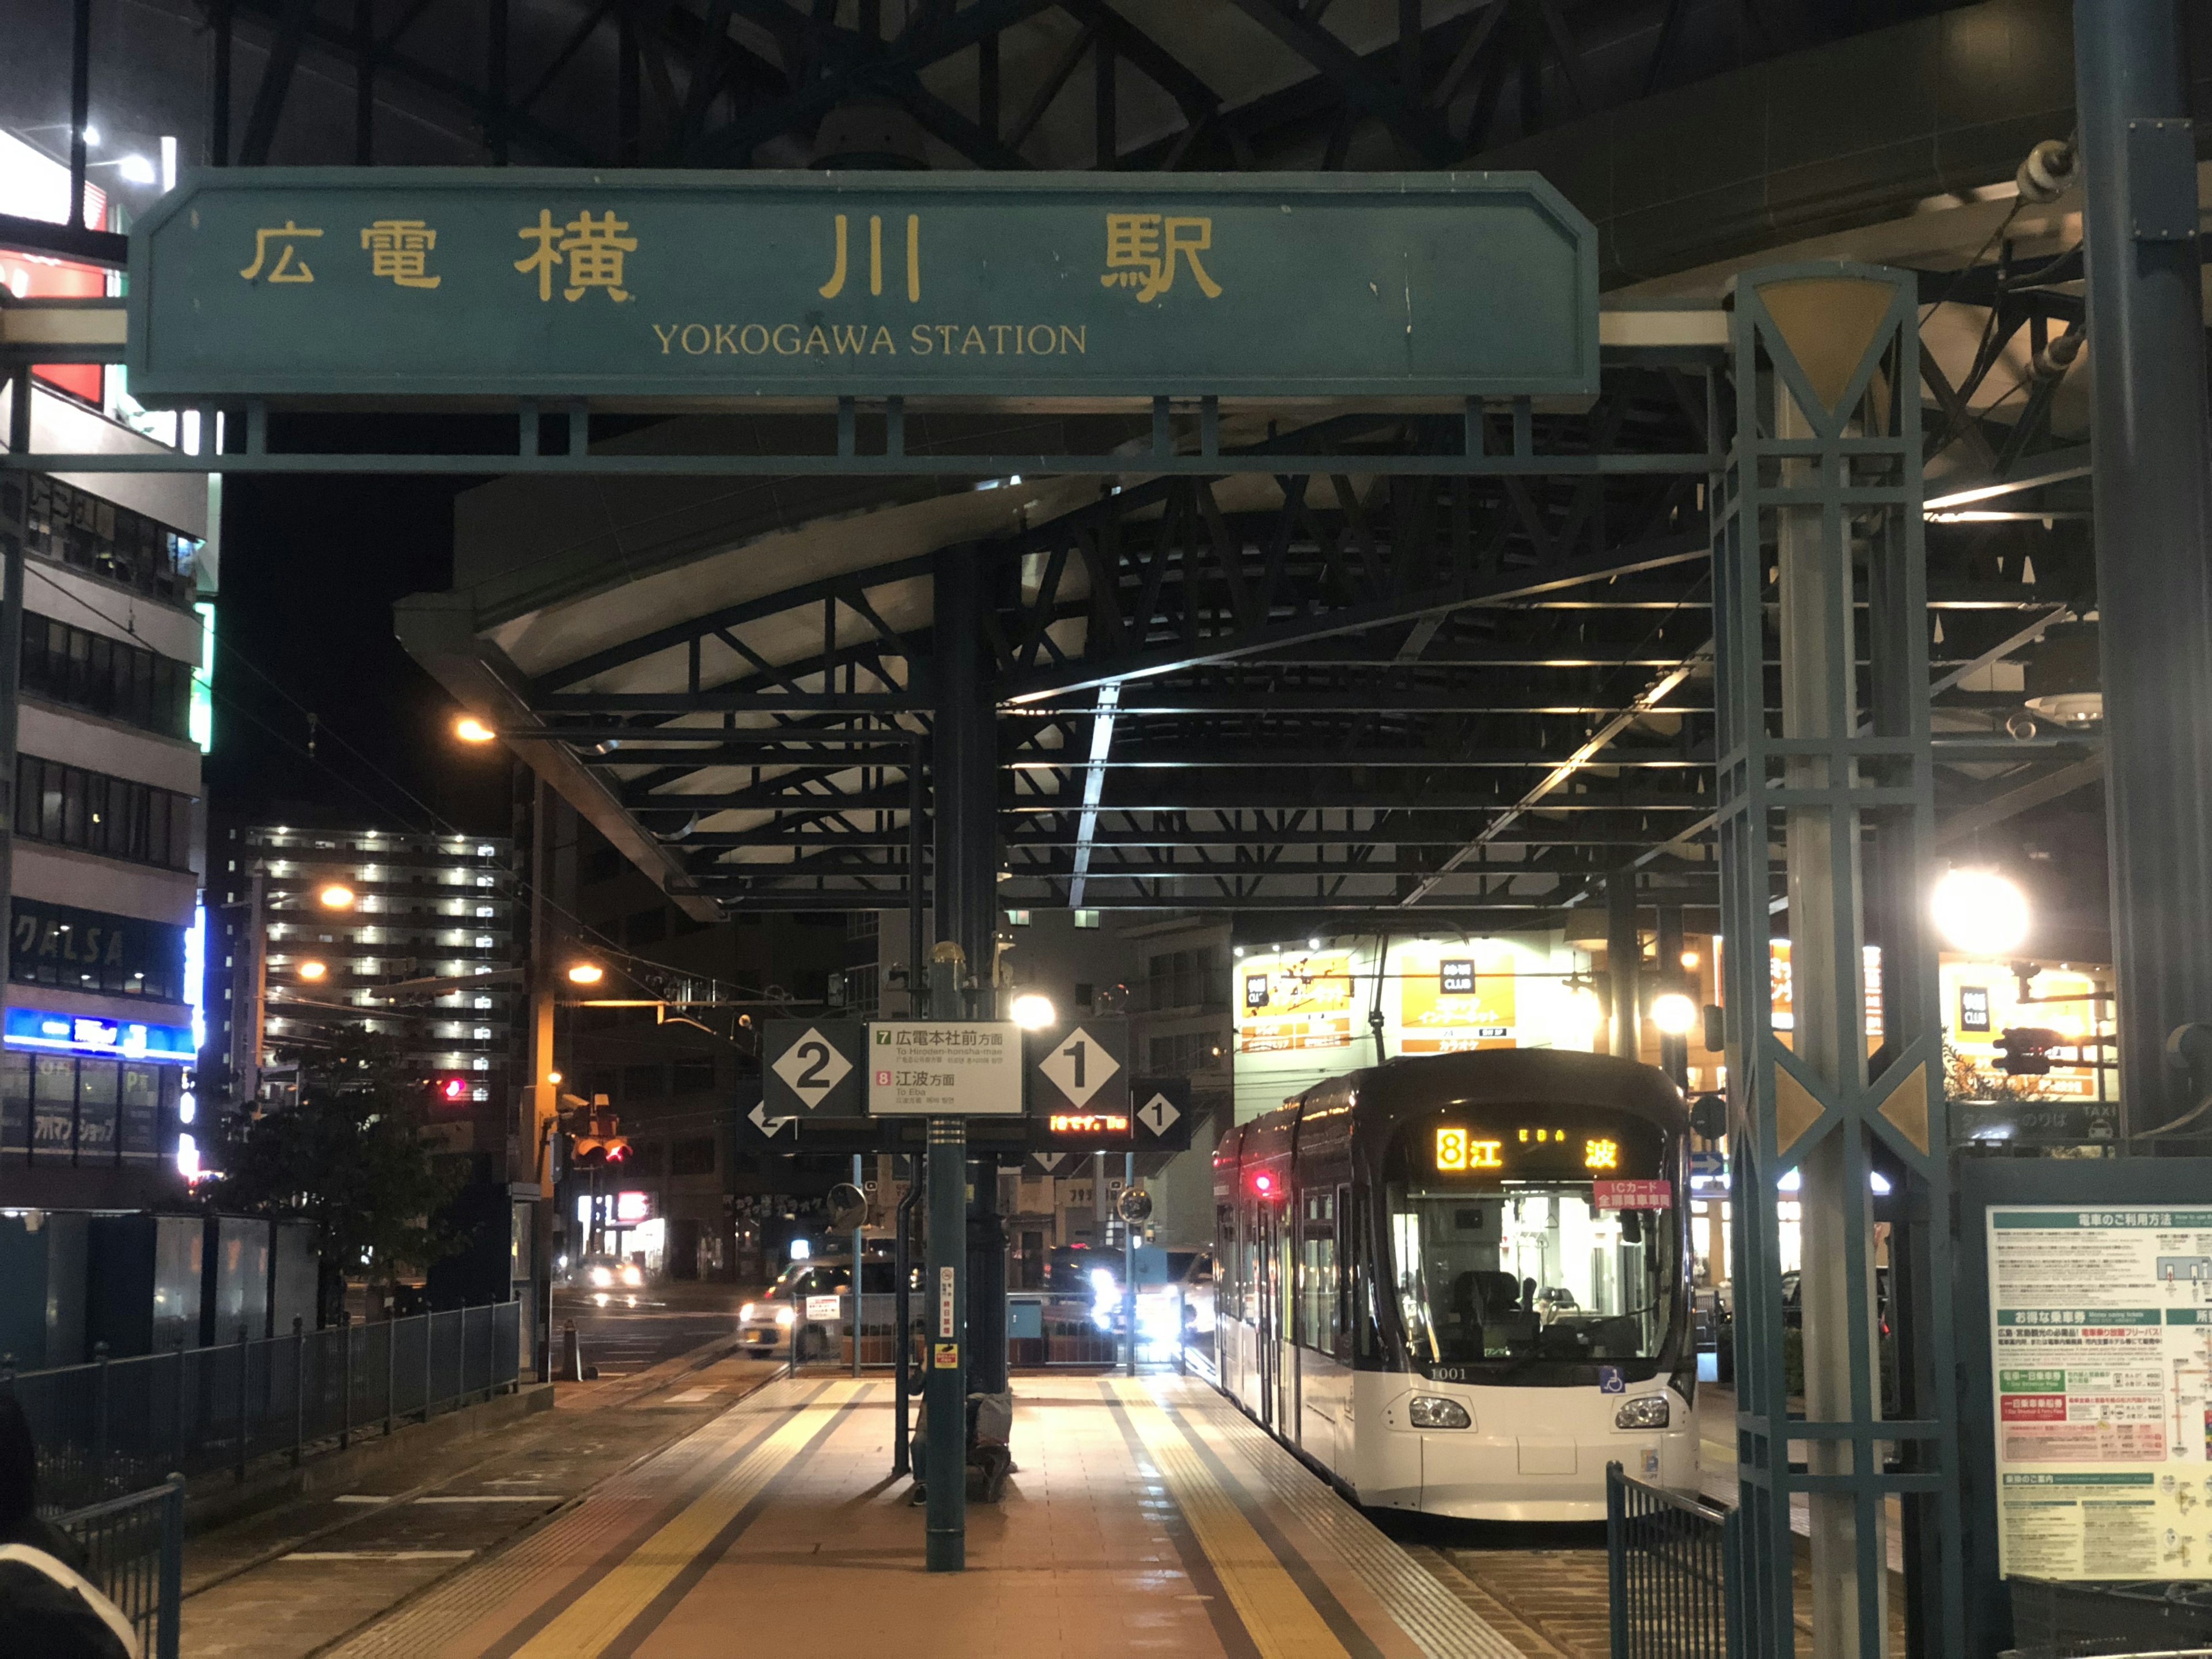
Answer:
(1434, 1126, 1622, 1172)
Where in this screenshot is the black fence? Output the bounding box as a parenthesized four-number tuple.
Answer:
(1607, 1462, 1740, 1659)
(54, 1475, 183, 1659)
(5, 1303, 525, 1509)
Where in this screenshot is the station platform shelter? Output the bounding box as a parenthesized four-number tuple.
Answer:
(321, 1372, 1521, 1659)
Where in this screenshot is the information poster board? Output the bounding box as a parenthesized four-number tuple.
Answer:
(1237, 949, 1357, 1054)
(1988, 1205, 2212, 1581)
(1396, 940, 1518, 1054)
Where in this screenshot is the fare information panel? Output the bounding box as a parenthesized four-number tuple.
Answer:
(1990, 1207, 2212, 1581)
(127, 170, 1597, 402)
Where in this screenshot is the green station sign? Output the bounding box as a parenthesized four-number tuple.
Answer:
(126, 169, 1598, 403)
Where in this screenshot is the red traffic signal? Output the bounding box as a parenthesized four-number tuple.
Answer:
(440, 1077, 468, 1103)
(1995, 1027, 2064, 1077)
(571, 1110, 631, 1166)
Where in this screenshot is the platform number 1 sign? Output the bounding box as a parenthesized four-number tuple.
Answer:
(1029, 1017, 1128, 1116)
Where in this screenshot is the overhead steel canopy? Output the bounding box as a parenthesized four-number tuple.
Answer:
(3, 0, 2122, 933)
(395, 297, 2094, 929)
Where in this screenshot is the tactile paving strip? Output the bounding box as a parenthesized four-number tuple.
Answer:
(1159, 1380, 1529, 1659)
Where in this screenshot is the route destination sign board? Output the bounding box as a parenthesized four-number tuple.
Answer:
(127, 171, 1598, 402)
(866, 1021, 1023, 1115)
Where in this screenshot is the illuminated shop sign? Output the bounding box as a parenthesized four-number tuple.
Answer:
(5, 1006, 194, 1063)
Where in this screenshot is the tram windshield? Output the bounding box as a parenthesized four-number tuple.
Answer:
(1384, 1112, 1681, 1372)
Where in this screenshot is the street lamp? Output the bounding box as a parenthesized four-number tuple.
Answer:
(454, 715, 497, 744)
(567, 962, 605, 986)
(1932, 867, 2030, 956)
(1649, 992, 1698, 1037)
(318, 884, 355, 910)
(1010, 993, 1056, 1031)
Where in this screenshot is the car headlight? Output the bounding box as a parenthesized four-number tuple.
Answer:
(621, 1265, 643, 1286)
(775, 1305, 796, 1327)
(1616, 1395, 1672, 1430)
(1408, 1396, 1472, 1430)
(588, 1266, 612, 1288)
(739, 1303, 756, 1321)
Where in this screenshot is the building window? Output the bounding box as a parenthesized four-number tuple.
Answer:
(1145, 946, 1220, 1013)
(9, 898, 187, 1001)
(671, 1136, 716, 1176)
(20, 612, 192, 740)
(1148, 1031, 1219, 1075)
(1005, 910, 1032, 927)
(16, 753, 195, 871)
(7, 474, 199, 605)
(671, 1058, 717, 1093)
(620, 1063, 664, 1100)
(1073, 909, 1101, 930)
(0, 1050, 175, 1164)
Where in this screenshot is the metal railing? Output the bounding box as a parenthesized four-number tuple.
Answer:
(1607, 1462, 1741, 1659)
(4, 1302, 524, 1510)
(53, 1475, 183, 1659)
(779, 1293, 1125, 1372)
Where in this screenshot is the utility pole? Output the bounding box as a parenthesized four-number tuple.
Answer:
(2074, 0, 2212, 1138)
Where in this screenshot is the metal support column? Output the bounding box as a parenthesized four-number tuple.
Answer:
(1715, 264, 1964, 1659)
(1655, 905, 1688, 1088)
(919, 540, 1004, 1569)
(1607, 869, 1640, 1061)
(1123, 1150, 1137, 1376)
(935, 543, 1007, 1401)
(2075, 0, 2212, 1138)
(0, 374, 24, 1006)
(923, 1100, 966, 1571)
(851, 1152, 866, 1378)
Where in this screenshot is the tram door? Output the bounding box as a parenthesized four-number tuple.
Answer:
(1253, 1191, 1283, 1431)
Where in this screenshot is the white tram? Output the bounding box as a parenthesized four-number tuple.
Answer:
(1211, 1048, 1698, 1521)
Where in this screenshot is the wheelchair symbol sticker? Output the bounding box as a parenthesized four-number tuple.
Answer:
(1599, 1365, 1626, 1394)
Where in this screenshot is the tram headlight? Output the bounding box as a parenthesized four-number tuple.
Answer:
(1408, 1396, 1472, 1430)
(1615, 1395, 1672, 1430)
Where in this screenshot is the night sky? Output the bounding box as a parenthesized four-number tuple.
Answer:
(207, 468, 513, 838)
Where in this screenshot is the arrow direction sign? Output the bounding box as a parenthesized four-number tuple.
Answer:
(1130, 1075, 1194, 1152)
(764, 1019, 866, 1122)
(1028, 1018, 1128, 1116)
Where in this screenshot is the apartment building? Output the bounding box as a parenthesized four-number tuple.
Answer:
(207, 825, 519, 1156)
(0, 394, 210, 1208)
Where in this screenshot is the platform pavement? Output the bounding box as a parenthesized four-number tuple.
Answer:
(309, 1371, 1531, 1659)
(179, 1335, 786, 1659)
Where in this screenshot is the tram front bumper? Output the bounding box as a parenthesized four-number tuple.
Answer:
(1397, 1390, 1699, 1522)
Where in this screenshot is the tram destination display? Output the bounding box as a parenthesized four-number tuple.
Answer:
(1430, 1119, 1664, 1179)
(1988, 1206, 2212, 1581)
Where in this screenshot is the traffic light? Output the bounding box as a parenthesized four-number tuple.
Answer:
(570, 1108, 631, 1166)
(1995, 1027, 2064, 1077)
(431, 1076, 469, 1108)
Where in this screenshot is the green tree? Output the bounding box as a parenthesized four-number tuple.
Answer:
(213, 1028, 466, 1324)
